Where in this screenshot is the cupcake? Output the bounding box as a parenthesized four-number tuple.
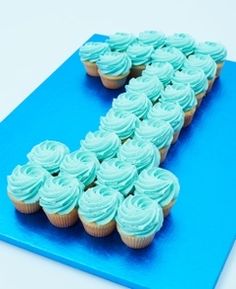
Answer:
(116, 195, 163, 249)
(80, 130, 121, 162)
(39, 175, 83, 227)
(78, 185, 123, 237)
(142, 62, 174, 87)
(7, 163, 49, 214)
(165, 33, 196, 56)
(106, 32, 136, 52)
(138, 30, 166, 48)
(60, 150, 99, 189)
(161, 83, 197, 127)
(134, 167, 180, 217)
(134, 118, 173, 163)
(125, 75, 164, 104)
(97, 51, 132, 89)
(96, 158, 138, 196)
(117, 138, 161, 172)
(195, 41, 227, 77)
(112, 91, 152, 120)
(148, 102, 184, 144)
(27, 140, 69, 176)
(99, 108, 138, 143)
(126, 43, 154, 77)
(184, 53, 217, 92)
(151, 46, 185, 70)
(172, 67, 208, 107)
(79, 42, 110, 76)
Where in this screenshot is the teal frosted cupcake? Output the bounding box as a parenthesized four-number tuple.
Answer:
(112, 91, 152, 120)
(195, 41, 227, 77)
(80, 130, 121, 162)
(27, 140, 69, 176)
(134, 167, 180, 217)
(134, 118, 173, 162)
(79, 41, 110, 76)
(125, 75, 164, 104)
(117, 138, 161, 172)
(39, 175, 83, 227)
(116, 195, 163, 249)
(127, 43, 154, 77)
(151, 46, 185, 70)
(161, 83, 197, 127)
(96, 158, 138, 196)
(148, 102, 184, 144)
(165, 33, 196, 56)
(99, 108, 138, 142)
(138, 30, 166, 48)
(60, 150, 99, 189)
(7, 163, 49, 214)
(97, 51, 132, 89)
(142, 62, 174, 86)
(172, 67, 208, 107)
(184, 53, 217, 91)
(78, 185, 123, 237)
(106, 32, 136, 52)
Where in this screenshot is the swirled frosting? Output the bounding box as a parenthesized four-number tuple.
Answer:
(116, 194, 163, 237)
(39, 175, 83, 214)
(117, 138, 160, 172)
(112, 91, 152, 119)
(125, 75, 164, 103)
(184, 53, 217, 80)
(172, 67, 208, 94)
(60, 151, 99, 187)
(161, 83, 197, 112)
(80, 130, 121, 161)
(165, 33, 196, 55)
(79, 41, 110, 63)
(106, 32, 136, 52)
(96, 158, 138, 196)
(135, 118, 173, 149)
(142, 62, 174, 86)
(127, 43, 154, 66)
(151, 46, 185, 70)
(138, 30, 166, 48)
(78, 185, 123, 225)
(99, 109, 138, 141)
(195, 41, 227, 63)
(148, 102, 184, 133)
(134, 167, 180, 207)
(7, 163, 49, 203)
(97, 51, 132, 76)
(27, 140, 69, 174)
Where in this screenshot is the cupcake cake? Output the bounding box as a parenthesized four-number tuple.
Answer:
(148, 102, 184, 144)
(165, 33, 196, 56)
(134, 118, 173, 162)
(106, 32, 136, 52)
(135, 167, 180, 217)
(97, 51, 132, 89)
(116, 195, 163, 249)
(27, 140, 69, 176)
(7, 163, 49, 214)
(138, 30, 166, 48)
(80, 130, 121, 162)
(78, 185, 123, 237)
(79, 41, 110, 76)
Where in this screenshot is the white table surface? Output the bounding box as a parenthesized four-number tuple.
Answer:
(0, 1, 235, 288)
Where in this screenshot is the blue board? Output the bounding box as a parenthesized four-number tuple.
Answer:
(0, 34, 236, 289)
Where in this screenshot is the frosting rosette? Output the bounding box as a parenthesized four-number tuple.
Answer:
(79, 41, 110, 63)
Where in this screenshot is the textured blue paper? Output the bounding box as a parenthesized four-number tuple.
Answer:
(0, 34, 236, 289)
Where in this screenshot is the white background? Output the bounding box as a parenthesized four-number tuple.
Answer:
(0, 0, 235, 288)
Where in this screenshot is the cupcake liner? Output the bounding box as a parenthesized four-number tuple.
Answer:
(129, 64, 146, 78)
(216, 62, 224, 78)
(45, 208, 78, 228)
(8, 193, 41, 214)
(83, 61, 99, 77)
(196, 91, 206, 108)
(172, 130, 181, 145)
(159, 146, 169, 163)
(98, 70, 129, 89)
(183, 107, 196, 127)
(207, 78, 216, 93)
(162, 199, 176, 217)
